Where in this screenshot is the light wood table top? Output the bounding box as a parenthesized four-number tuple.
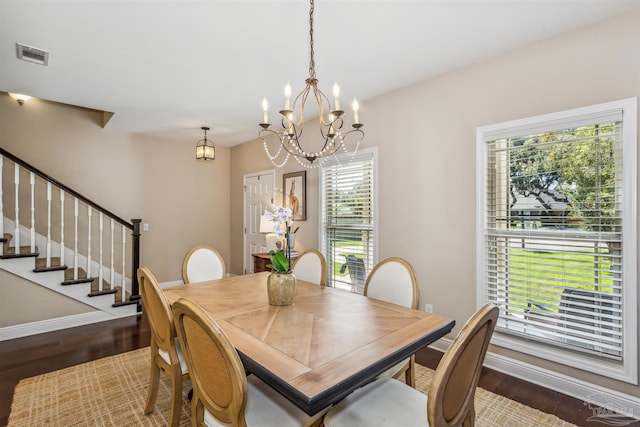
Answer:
(164, 272, 455, 415)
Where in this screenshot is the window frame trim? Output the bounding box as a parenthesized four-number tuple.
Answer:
(476, 97, 638, 384)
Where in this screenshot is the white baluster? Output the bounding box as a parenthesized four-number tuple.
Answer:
(73, 197, 78, 280)
(99, 213, 104, 292)
(110, 219, 115, 292)
(30, 172, 35, 253)
(60, 191, 65, 265)
(121, 225, 126, 302)
(14, 164, 20, 252)
(87, 206, 92, 279)
(46, 182, 52, 268)
(0, 155, 4, 256)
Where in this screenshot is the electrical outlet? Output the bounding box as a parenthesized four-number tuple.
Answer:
(424, 303, 433, 313)
(143, 223, 150, 232)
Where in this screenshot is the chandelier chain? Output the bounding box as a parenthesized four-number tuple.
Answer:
(308, 0, 316, 79)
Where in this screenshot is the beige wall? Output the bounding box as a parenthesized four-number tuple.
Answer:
(0, 95, 231, 284)
(231, 10, 640, 396)
(0, 270, 94, 326)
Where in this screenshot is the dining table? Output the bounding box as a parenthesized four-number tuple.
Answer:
(163, 272, 455, 416)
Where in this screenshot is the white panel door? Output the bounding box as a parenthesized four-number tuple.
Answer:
(243, 170, 275, 273)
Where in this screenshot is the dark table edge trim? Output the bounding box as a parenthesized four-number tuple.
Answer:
(240, 318, 455, 415)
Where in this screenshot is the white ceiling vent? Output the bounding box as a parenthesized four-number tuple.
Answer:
(16, 43, 50, 66)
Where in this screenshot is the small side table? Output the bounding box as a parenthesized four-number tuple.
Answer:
(253, 253, 272, 273)
(252, 252, 299, 273)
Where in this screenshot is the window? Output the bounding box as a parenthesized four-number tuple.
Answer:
(477, 98, 637, 383)
(320, 148, 377, 292)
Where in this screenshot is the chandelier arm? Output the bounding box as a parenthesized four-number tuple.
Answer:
(311, 84, 332, 126)
(279, 116, 304, 142)
(292, 85, 312, 126)
(279, 115, 290, 131)
(339, 128, 365, 145)
(332, 117, 344, 131)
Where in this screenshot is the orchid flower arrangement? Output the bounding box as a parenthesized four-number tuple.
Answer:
(264, 205, 299, 263)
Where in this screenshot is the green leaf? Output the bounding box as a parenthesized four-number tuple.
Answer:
(268, 250, 290, 272)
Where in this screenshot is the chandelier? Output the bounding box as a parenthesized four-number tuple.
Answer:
(259, 0, 364, 168)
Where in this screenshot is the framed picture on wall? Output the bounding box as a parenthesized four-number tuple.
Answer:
(283, 171, 306, 221)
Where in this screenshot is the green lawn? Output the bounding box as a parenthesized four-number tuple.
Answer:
(506, 248, 614, 314)
(329, 243, 616, 315)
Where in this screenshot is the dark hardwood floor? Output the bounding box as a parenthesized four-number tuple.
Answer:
(0, 314, 635, 427)
(0, 314, 151, 427)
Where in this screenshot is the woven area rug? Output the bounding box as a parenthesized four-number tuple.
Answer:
(8, 347, 576, 426)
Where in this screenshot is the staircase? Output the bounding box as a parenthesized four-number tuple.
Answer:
(0, 147, 142, 339)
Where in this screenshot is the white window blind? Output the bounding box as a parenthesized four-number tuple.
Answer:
(320, 149, 376, 292)
(477, 98, 637, 383)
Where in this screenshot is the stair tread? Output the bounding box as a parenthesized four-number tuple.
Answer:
(1, 252, 39, 259)
(61, 277, 96, 286)
(88, 289, 118, 297)
(34, 265, 68, 273)
(112, 299, 139, 308)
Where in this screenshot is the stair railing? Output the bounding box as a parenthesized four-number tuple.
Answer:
(0, 147, 141, 308)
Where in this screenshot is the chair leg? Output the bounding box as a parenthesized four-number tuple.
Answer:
(405, 355, 416, 388)
(193, 397, 204, 427)
(462, 404, 475, 427)
(145, 355, 161, 415)
(168, 370, 183, 427)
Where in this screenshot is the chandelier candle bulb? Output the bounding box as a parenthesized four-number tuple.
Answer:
(284, 83, 292, 110)
(352, 99, 360, 124)
(333, 82, 341, 110)
(262, 97, 269, 124)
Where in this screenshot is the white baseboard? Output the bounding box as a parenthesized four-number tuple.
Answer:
(430, 338, 640, 419)
(0, 279, 180, 341)
(0, 311, 131, 341)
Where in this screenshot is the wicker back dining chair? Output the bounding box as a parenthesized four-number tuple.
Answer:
(182, 245, 226, 284)
(138, 266, 189, 427)
(171, 297, 327, 427)
(364, 256, 419, 386)
(292, 249, 327, 286)
(324, 303, 499, 427)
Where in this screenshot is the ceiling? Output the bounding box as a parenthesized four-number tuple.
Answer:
(1, 0, 638, 147)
